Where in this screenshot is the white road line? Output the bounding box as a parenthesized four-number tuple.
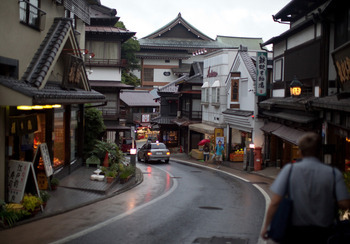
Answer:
(174, 159, 270, 244)
(50, 166, 178, 244)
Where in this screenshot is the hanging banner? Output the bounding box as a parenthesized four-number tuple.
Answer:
(256, 52, 267, 96)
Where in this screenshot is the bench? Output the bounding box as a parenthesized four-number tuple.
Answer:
(86, 155, 101, 168)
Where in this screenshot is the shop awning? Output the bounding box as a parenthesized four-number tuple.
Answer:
(262, 110, 318, 124)
(189, 123, 217, 134)
(223, 109, 253, 132)
(271, 125, 305, 145)
(260, 122, 282, 133)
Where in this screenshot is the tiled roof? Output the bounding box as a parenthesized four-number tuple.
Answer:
(0, 18, 106, 105)
(142, 13, 214, 41)
(158, 75, 186, 93)
(216, 36, 263, 50)
(120, 90, 160, 107)
(139, 38, 233, 50)
(22, 18, 72, 88)
(0, 76, 105, 104)
(240, 49, 257, 82)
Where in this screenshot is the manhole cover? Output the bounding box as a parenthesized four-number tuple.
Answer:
(193, 236, 248, 244)
(199, 206, 223, 210)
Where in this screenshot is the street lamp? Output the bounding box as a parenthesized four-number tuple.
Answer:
(290, 76, 303, 97)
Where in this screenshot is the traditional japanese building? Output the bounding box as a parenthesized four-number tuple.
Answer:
(260, 0, 350, 170)
(85, 4, 136, 144)
(136, 13, 234, 89)
(0, 0, 105, 200)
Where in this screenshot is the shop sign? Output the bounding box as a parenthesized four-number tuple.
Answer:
(63, 54, 85, 90)
(256, 52, 267, 96)
(8, 160, 40, 203)
(33, 143, 53, 177)
(332, 41, 350, 91)
(142, 114, 150, 123)
(207, 66, 218, 77)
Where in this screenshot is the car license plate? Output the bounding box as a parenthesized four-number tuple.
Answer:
(156, 152, 162, 155)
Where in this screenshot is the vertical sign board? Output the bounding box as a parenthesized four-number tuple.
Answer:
(34, 143, 53, 177)
(33, 143, 53, 190)
(256, 52, 267, 96)
(8, 160, 40, 203)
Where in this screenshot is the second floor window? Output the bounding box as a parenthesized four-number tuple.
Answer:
(144, 68, 154, 82)
(231, 79, 239, 102)
(201, 88, 209, 103)
(19, 0, 45, 30)
(212, 87, 220, 104)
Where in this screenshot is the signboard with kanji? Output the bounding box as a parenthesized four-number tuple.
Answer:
(8, 160, 40, 203)
(33, 143, 53, 177)
(256, 52, 267, 96)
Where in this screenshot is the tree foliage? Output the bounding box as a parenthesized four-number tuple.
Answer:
(83, 106, 106, 158)
(115, 21, 141, 87)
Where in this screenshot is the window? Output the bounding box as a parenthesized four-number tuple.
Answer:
(53, 111, 65, 169)
(212, 87, 220, 103)
(201, 88, 209, 103)
(334, 6, 350, 49)
(19, 0, 46, 30)
(65, 9, 76, 29)
(274, 59, 283, 82)
(144, 68, 154, 81)
(231, 79, 239, 102)
(212, 80, 220, 104)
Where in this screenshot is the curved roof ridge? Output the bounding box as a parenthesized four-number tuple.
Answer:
(142, 13, 214, 41)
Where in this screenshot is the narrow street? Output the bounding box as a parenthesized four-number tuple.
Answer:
(0, 160, 268, 244)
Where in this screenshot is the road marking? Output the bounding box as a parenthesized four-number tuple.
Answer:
(50, 166, 178, 244)
(173, 159, 270, 244)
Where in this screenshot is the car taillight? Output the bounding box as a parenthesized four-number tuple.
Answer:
(147, 152, 152, 156)
(166, 152, 170, 155)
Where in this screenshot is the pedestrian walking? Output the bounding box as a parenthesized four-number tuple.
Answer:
(203, 142, 210, 164)
(215, 140, 224, 168)
(261, 132, 350, 243)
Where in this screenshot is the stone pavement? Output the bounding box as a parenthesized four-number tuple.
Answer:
(12, 153, 280, 227)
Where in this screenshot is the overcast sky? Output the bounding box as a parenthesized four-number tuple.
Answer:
(101, 0, 291, 45)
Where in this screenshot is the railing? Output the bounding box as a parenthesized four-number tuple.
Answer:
(19, 1, 46, 31)
(85, 58, 127, 67)
(182, 110, 202, 120)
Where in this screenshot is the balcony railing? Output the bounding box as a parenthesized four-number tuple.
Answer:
(182, 110, 202, 120)
(85, 58, 127, 67)
(19, 1, 46, 31)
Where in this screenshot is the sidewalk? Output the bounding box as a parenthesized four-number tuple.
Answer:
(9, 153, 280, 227)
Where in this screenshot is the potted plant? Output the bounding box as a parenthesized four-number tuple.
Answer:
(0, 201, 29, 227)
(39, 190, 51, 208)
(105, 170, 117, 183)
(119, 165, 135, 184)
(21, 194, 42, 215)
(50, 178, 59, 190)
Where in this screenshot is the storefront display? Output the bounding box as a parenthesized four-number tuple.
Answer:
(53, 111, 65, 169)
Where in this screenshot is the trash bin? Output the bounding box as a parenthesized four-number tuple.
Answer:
(254, 147, 262, 171)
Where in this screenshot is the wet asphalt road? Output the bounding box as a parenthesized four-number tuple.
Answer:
(0, 161, 266, 244)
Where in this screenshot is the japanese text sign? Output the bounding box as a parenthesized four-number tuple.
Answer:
(256, 52, 267, 96)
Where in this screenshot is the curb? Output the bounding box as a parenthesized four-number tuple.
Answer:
(2, 168, 144, 229)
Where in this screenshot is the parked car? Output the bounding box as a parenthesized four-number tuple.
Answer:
(121, 138, 134, 154)
(137, 142, 170, 163)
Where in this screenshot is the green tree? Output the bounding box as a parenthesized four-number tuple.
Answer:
(115, 21, 141, 86)
(83, 106, 106, 159)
